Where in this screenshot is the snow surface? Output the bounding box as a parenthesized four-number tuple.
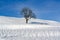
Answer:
(0, 16, 60, 29)
(0, 16, 60, 40)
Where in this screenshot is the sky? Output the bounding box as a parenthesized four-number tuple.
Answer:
(0, 0, 60, 22)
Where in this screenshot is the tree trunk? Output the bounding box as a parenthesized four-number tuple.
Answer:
(26, 18, 28, 23)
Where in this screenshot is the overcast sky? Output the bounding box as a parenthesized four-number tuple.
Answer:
(0, 0, 60, 22)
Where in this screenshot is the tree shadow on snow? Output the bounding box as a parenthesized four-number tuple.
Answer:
(30, 22, 49, 25)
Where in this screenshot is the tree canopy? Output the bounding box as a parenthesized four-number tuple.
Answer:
(21, 7, 36, 23)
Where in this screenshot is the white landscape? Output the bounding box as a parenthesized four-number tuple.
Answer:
(0, 16, 60, 40)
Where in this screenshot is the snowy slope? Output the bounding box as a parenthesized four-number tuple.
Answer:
(0, 16, 60, 40)
(0, 16, 60, 24)
(0, 16, 60, 29)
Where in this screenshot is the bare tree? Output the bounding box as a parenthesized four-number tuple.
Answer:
(21, 7, 36, 23)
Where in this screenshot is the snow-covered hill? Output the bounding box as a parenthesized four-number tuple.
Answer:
(0, 16, 60, 25)
(0, 16, 60, 29)
(0, 16, 60, 40)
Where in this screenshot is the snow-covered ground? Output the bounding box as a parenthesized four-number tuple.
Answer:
(0, 16, 60, 29)
(0, 16, 60, 40)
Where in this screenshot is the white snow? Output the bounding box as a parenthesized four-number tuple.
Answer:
(0, 16, 60, 29)
(0, 16, 60, 40)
